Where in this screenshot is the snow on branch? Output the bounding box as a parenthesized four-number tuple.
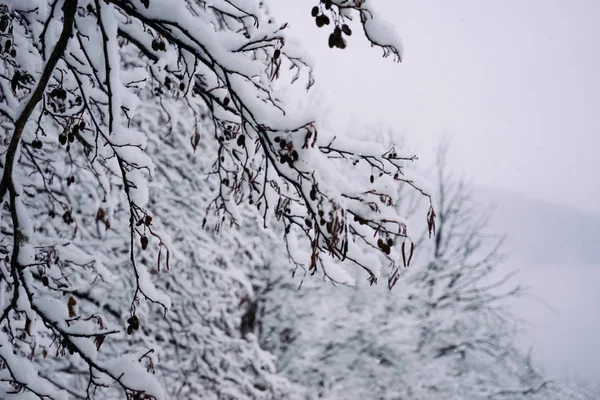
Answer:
(0, 0, 432, 397)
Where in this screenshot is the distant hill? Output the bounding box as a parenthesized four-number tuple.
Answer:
(476, 185, 600, 266)
(475, 186, 600, 386)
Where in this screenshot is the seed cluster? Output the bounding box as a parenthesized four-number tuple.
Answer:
(151, 37, 166, 52)
(0, 10, 16, 58)
(48, 85, 82, 114)
(311, 1, 353, 50)
(275, 136, 299, 167)
(127, 315, 140, 335)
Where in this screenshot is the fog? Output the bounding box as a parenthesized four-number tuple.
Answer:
(268, 0, 600, 386)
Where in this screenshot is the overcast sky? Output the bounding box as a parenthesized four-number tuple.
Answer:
(269, 0, 600, 215)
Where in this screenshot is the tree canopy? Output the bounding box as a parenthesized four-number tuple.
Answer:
(0, 0, 435, 398)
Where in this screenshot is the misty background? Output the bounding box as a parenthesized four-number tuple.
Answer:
(268, 0, 600, 387)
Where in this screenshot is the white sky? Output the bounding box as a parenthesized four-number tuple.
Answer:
(269, 0, 600, 215)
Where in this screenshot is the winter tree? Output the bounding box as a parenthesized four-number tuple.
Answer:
(256, 142, 594, 400)
(0, 0, 435, 398)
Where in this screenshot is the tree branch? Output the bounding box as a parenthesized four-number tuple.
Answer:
(0, 0, 77, 202)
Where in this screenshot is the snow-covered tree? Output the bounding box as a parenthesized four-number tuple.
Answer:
(256, 142, 592, 400)
(0, 0, 433, 398)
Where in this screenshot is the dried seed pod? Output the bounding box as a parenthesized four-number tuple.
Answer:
(328, 33, 336, 48)
(191, 130, 200, 152)
(316, 15, 325, 27)
(237, 134, 245, 147)
(94, 335, 106, 351)
(67, 297, 77, 317)
(141, 235, 149, 250)
(311, 6, 319, 17)
(0, 16, 8, 32)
